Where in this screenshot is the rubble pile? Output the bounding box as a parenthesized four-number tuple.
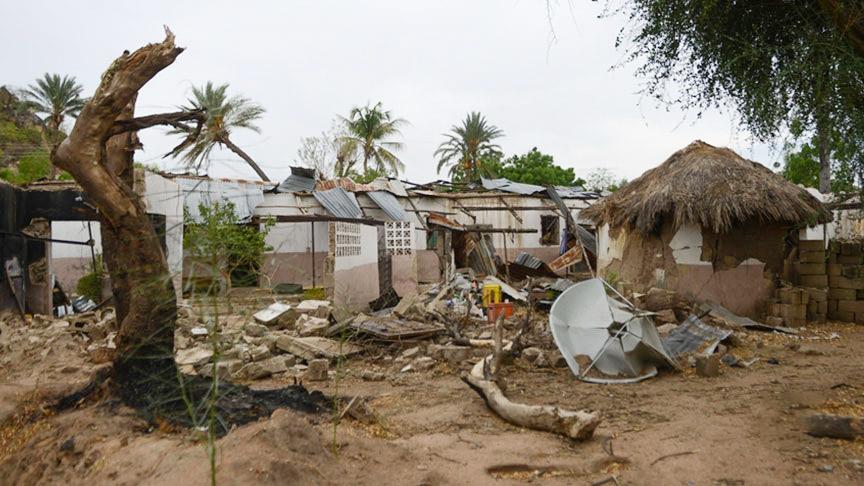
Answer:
(174, 300, 347, 382)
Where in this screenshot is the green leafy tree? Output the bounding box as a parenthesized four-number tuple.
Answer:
(435, 112, 504, 182)
(23, 73, 86, 133)
(339, 102, 407, 176)
(782, 129, 858, 195)
(169, 82, 270, 181)
(183, 201, 274, 293)
(488, 147, 584, 186)
(606, 1, 864, 193)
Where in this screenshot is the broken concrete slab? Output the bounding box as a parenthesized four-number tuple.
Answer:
(253, 302, 292, 324)
(296, 315, 329, 337)
(236, 361, 272, 380)
(295, 300, 331, 319)
(275, 336, 361, 361)
(176, 347, 214, 367)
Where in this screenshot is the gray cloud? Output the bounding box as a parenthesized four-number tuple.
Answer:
(1, 0, 778, 184)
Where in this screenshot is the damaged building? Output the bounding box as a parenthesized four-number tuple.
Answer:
(7, 166, 601, 315)
(582, 140, 831, 317)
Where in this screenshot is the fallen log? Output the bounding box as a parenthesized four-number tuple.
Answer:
(462, 356, 601, 440)
(805, 413, 864, 440)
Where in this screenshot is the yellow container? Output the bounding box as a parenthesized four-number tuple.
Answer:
(482, 283, 502, 307)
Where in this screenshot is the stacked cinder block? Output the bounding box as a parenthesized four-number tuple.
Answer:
(826, 239, 864, 324)
(795, 240, 829, 288)
(772, 287, 809, 327)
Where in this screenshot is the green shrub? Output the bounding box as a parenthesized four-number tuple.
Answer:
(76, 255, 104, 301)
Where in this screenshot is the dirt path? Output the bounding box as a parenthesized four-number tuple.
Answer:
(0, 313, 862, 485)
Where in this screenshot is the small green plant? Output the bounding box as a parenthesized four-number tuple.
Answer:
(183, 201, 274, 293)
(76, 254, 104, 301)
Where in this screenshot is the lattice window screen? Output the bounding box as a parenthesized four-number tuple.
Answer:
(335, 222, 361, 257)
(385, 221, 414, 255)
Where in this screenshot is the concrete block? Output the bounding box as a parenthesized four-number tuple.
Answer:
(829, 288, 857, 300)
(805, 287, 828, 302)
(841, 265, 864, 279)
(799, 240, 826, 252)
(800, 251, 826, 264)
(828, 299, 838, 312)
(830, 276, 864, 290)
(828, 309, 855, 322)
(780, 303, 806, 320)
(795, 262, 826, 275)
(799, 275, 828, 288)
(857, 313, 864, 325)
(778, 287, 801, 305)
(840, 241, 863, 256)
(817, 300, 828, 314)
(837, 300, 864, 313)
(828, 264, 843, 276)
(837, 255, 862, 265)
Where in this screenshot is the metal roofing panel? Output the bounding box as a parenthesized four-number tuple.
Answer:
(276, 166, 317, 193)
(480, 177, 545, 195)
(368, 191, 409, 222)
(175, 177, 265, 223)
(313, 187, 363, 219)
(554, 186, 601, 199)
(515, 252, 544, 270)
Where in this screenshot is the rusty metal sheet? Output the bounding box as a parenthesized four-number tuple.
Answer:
(549, 245, 583, 271)
(427, 212, 465, 231)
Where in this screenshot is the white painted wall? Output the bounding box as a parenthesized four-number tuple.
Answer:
(142, 172, 184, 290)
(52, 221, 102, 259)
(669, 223, 708, 265)
(334, 224, 378, 271)
(596, 223, 626, 270)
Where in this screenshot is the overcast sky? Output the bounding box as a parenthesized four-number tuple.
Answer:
(1, 1, 779, 184)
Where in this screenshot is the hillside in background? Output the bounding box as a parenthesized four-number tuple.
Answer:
(0, 86, 62, 185)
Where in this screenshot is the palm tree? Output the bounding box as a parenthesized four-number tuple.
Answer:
(339, 102, 407, 177)
(435, 112, 504, 182)
(169, 82, 270, 181)
(23, 73, 87, 132)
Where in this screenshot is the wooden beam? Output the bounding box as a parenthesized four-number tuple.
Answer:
(498, 196, 523, 224)
(251, 215, 384, 226)
(464, 227, 537, 234)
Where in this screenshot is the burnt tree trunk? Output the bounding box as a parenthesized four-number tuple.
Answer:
(52, 30, 184, 403)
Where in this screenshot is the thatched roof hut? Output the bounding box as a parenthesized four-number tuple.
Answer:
(582, 140, 831, 234)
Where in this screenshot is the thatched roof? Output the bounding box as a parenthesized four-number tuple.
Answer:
(581, 141, 831, 234)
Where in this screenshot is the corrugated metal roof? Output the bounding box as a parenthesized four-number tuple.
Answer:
(175, 177, 265, 223)
(368, 191, 409, 222)
(313, 187, 363, 219)
(515, 252, 544, 269)
(554, 186, 601, 199)
(276, 166, 317, 193)
(480, 177, 545, 195)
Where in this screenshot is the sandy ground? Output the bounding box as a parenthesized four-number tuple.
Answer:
(0, 312, 863, 485)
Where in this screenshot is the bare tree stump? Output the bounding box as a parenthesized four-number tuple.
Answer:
(462, 356, 601, 440)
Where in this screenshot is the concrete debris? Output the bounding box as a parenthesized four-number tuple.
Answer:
(244, 323, 269, 337)
(695, 354, 721, 377)
(176, 347, 214, 367)
(253, 302, 292, 324)
(296, 315, 329, 337)
(275, 336, 361, 361)
(295, 300, 331, 319)
(412, 356, 435, 371)
(361, 370, 386, 381)
(237, 361, 272, 380)
(304, 358, 329, 381)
